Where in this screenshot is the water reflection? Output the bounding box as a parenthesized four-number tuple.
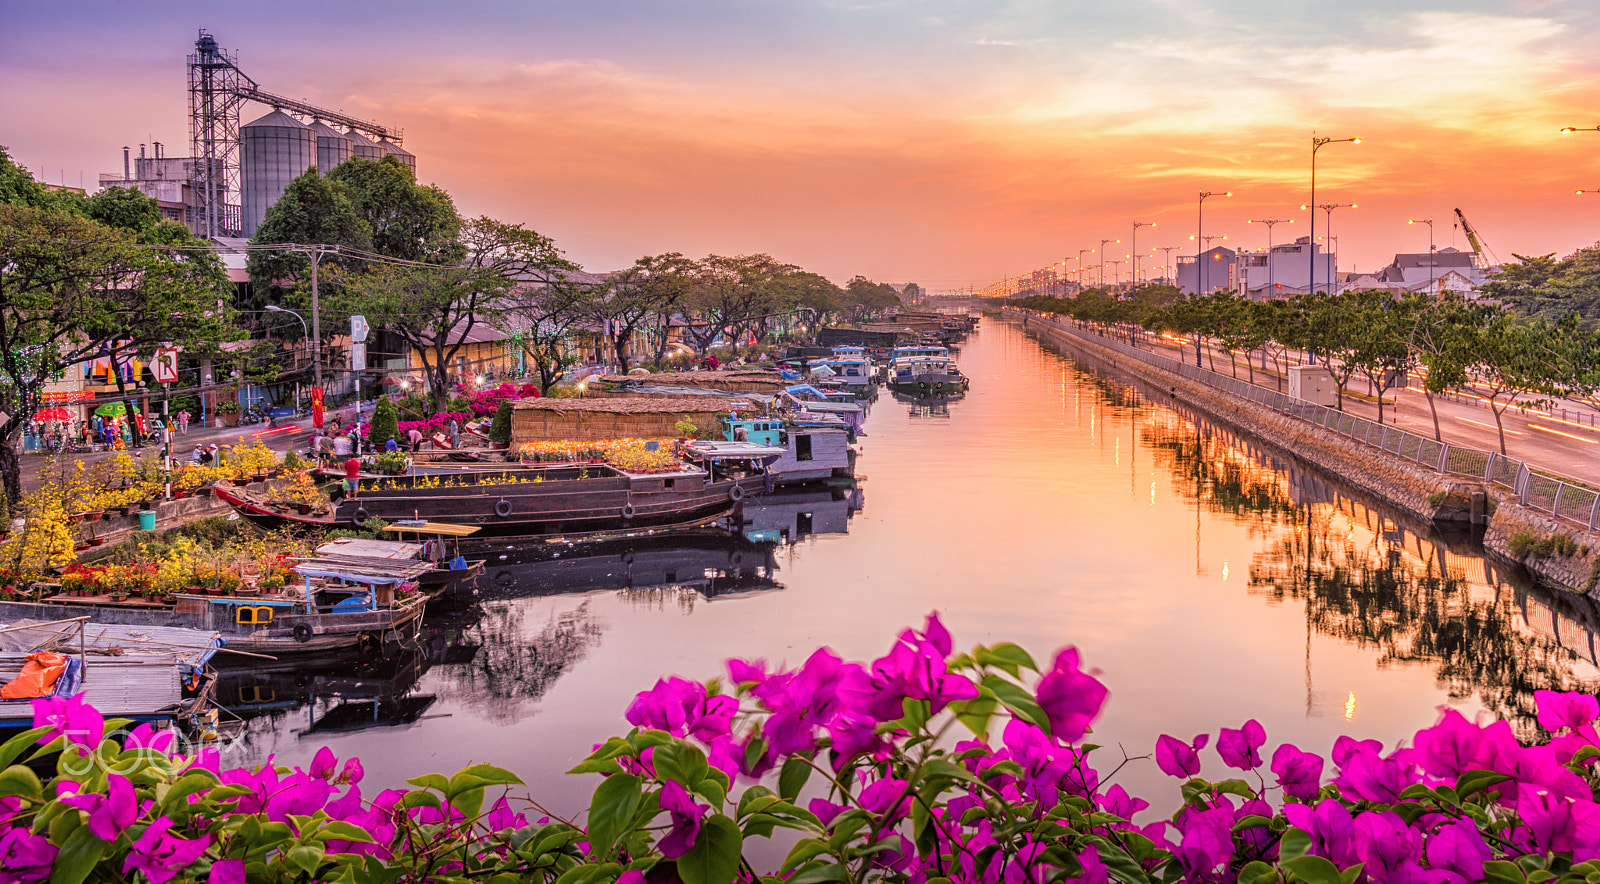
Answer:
(1064, 355, 1600, 737)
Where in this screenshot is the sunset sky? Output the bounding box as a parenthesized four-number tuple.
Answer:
(5, 1, 1600, 291)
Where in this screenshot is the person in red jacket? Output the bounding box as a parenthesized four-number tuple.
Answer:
(344, 455, 361, 500)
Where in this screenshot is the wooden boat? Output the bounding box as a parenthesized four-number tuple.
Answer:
(704, 420, 852, 486)
(317, 531, 485, 595)
(0, 617, 224, 728)
(0, 563, 428, 655)
(218, 450, 780, 538)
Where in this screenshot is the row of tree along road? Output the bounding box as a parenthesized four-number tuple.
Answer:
(1010, 281, 1600, 456)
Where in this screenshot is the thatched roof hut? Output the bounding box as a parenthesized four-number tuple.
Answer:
(511, 397, 755, 444)
(597, 370, 787, 393)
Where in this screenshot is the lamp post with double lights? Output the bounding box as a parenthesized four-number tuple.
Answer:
(1098, 239, 1119, 289)
(1301, 203, 1354, 294)
(1408, 218, 1436, 294)
(1309, 135, 1360, 294)
(1157, 246, 1179, 284)
(1197, 191, 1230, 294)
(1077, 249, 1095, 290)
(1130, 221, 1155, 292)
(1246, 218, 1292, 297)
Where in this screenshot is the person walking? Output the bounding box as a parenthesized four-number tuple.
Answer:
(344, 454, 362, 501)
(176, 410, 190, 434)
(448, 418, 460, 450)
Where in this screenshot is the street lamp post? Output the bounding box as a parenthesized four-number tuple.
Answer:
(1157, 246, 1179, 283)
(1099, 239, 1119, 289)
(264, 306, 314, 409)
(1197, 191, 1230, 295)
(1246, 218, 1292, 297)
(1577, 189, 1600, 195)
(1301, 203, 1354, 294)
(1408, 218, 1436, 294)
(1131, 221, 1155, 292)
(1309, 134, 1360, 294)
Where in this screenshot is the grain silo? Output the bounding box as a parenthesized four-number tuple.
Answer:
(346, 128, 387, 162)
(308, 120, 353, 175)
(377, 138, 415, 175)
(240, 109, 314, 237)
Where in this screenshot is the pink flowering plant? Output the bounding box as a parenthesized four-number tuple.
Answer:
(8, 615, 1600, 883)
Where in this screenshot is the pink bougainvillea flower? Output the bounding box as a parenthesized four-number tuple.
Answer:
(31, 694, 103, 750)
(1155, 733, 1209, 779)
(1425, 818, 1492, 884)
(210, 859, 246, 884)
(1271, 743, 1325, 801)
(1284, 799, 1358, 867)
(61, 773, 137, 840)
(1076, 845, 1109, 884)
(307, 746, 338, 780)
(125, 723, 175, 754)
(1535, 690, 1600, 734)
(1097, 784, 1149, 825)
(1216, 719, 1266, 770)
(657, 780, 709, 858)
(1170, 805, 1234, 877)
(1035, 648, 1108, 744)
(0, 825, 57, 883)
(122, 817, 210, 884)
(1331, 735, 1382, 766)
(625, 677, 735, 743)
(1352, 810, 1423, 883)
(1334, 748, 1418, 805)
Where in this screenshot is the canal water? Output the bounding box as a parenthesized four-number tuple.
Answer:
(221, 317, 1600, 814)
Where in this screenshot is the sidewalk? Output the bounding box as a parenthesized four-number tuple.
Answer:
(1136, 334, 1600, 490)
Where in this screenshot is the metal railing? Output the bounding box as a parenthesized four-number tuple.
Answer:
(1013, 310, 1600, 532)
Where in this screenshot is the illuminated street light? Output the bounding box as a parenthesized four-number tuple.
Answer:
(1099, 239, 1120, 289)
(1561, 124, 1600, 133)
(1131, 221, 1155, 291)
(1408, 218, 1436, 294)
(1309, 134, 1360, 295)
(1197, 191, 1231, 296)
(1246, 218, 1292, 296)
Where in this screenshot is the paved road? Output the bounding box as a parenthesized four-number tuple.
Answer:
(1139, 334, 1600, 488)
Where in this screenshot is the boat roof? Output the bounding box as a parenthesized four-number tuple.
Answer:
(0, 618, 222, 669)
(382, 521, 482, 537)
(317, 537, 426, 559)
(293, 556, 436, 585)
(683, 441, 786, 458)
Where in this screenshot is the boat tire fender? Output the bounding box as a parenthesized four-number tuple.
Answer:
(621, 503, 637, 519)
(728, 483, 746, 502)
(293, 623, 313, 644)
(495, 498, 513, 518)
(353, 507, 370, 523)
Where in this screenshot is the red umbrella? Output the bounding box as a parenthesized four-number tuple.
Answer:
(34, 407, 72, 422)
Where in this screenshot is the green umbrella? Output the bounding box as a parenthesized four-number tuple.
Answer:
(94, 402, 127, 417)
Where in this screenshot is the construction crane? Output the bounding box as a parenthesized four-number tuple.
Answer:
(1453, 208, 1501, 269)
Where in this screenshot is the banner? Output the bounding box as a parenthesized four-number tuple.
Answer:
(312, 387, 324, 430)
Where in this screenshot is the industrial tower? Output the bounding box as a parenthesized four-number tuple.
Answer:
(185, 30, 407, 240)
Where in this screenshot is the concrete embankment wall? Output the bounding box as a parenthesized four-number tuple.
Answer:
(1010, 312, 1600, 597)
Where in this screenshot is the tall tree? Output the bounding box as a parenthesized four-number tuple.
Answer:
(1473, 315, 1570, 454)
(332, 217, 572, 412)
(0, 200, 238, 503)
(589, 253, 695, 372)
(1409, 294, 1492, 441)
(683, 255, 794, 353)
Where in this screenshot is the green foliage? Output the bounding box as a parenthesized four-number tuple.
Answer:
(1507, 530, 1580, 560)
(489, 399, 514, 445)
(369, 398, 399, 446)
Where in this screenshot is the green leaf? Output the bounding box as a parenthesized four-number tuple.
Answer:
(1284, 855, 1343, 884)
(898, 698, 930, 731)
(161, 771, 220, 818)
(405, 773, 449, 793)
(400, 791, 442, 811)
(0, 727, 50, 770)
(1482, 860, 1528, 884)
(1238, 860, 1280, 884)
(447, 764, 525, 797)
(1278, 827, 1311, 862)
(785, 864, 850, 884)
(1214, 778, 1258, 800)
(48, 824, 106, 884)
(287, 843, 326, 875)
(317, 820, 378, 846)
(778, 756, 811, 802)
(1456, 769, 1514, 800)
(677, 814, 742, 884)
(586, 773, 642, 861)
(736, 786, 778, 819)
(948, 688, 1000, 739)
(780, 839, 832, 874)
(654, 741, 710, 790)
(980, 675, 1050, 735)
(568, 757, 625, 776)
(1233, 814, 1273, 832)
(0, 764, 43, 800)
(974, 644, 1038, 678)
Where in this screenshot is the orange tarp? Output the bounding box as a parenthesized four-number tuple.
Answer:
(1, 651, 69, 700)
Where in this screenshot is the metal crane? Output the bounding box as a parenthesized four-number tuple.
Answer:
(1453, 208, 1500, 269)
